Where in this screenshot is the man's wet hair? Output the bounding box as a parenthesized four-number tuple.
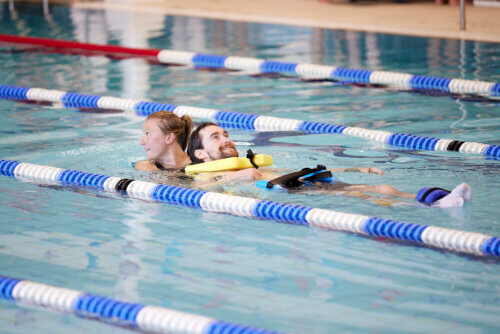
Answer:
(187, 122, 218, 164)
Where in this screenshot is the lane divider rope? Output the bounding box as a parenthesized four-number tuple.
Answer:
(0, 274, 284, 334)
(0, 34, 498, 97)
(1, 159, 498, 257)
(1, 84, 498, 158)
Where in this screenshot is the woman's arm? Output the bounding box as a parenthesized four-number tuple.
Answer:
(134, 160, 159, 172)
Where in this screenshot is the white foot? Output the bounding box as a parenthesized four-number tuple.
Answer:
(433, 183, 472, 208)
(458, 183, 473, 202)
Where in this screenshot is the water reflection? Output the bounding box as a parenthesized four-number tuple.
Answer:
(117, 201, 156, 301)
(1, 2, 497, 100)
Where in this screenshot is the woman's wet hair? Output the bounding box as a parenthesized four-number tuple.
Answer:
(187, 122, 218, 164)
(146, 111, 193, 150)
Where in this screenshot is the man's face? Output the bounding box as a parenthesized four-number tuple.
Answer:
(197, 125, 238, 161)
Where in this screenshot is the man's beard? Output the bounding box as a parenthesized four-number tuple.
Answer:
(209, 145, 238, 160)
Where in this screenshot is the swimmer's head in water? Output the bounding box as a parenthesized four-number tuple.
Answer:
(187, 122, 238, 163)
(140, 111, 193, 160)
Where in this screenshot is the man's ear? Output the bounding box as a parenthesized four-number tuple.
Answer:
(165, 133, 176, 145)
(194, 149, 209, 162)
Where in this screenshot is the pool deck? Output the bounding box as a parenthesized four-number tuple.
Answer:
(67, 0, 500, 43)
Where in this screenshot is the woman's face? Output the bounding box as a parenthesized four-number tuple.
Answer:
(140, 118, 168, 160)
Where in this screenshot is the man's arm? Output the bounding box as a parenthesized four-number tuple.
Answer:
(328, 167, 384, 175)
(195, 168, 263, 184)
(214, 168, 263, 182)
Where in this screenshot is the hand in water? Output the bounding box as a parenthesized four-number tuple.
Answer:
(360, 167, 384, 175)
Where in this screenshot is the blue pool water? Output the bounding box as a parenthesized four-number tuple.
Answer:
(0, 3, 499, 333)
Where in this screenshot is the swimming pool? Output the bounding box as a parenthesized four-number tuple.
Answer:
(0, 2, 499, 333)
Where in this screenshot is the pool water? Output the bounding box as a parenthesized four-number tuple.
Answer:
(0, 3, 499, 333)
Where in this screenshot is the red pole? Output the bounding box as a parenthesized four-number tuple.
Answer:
(0, 34, 161, 58)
